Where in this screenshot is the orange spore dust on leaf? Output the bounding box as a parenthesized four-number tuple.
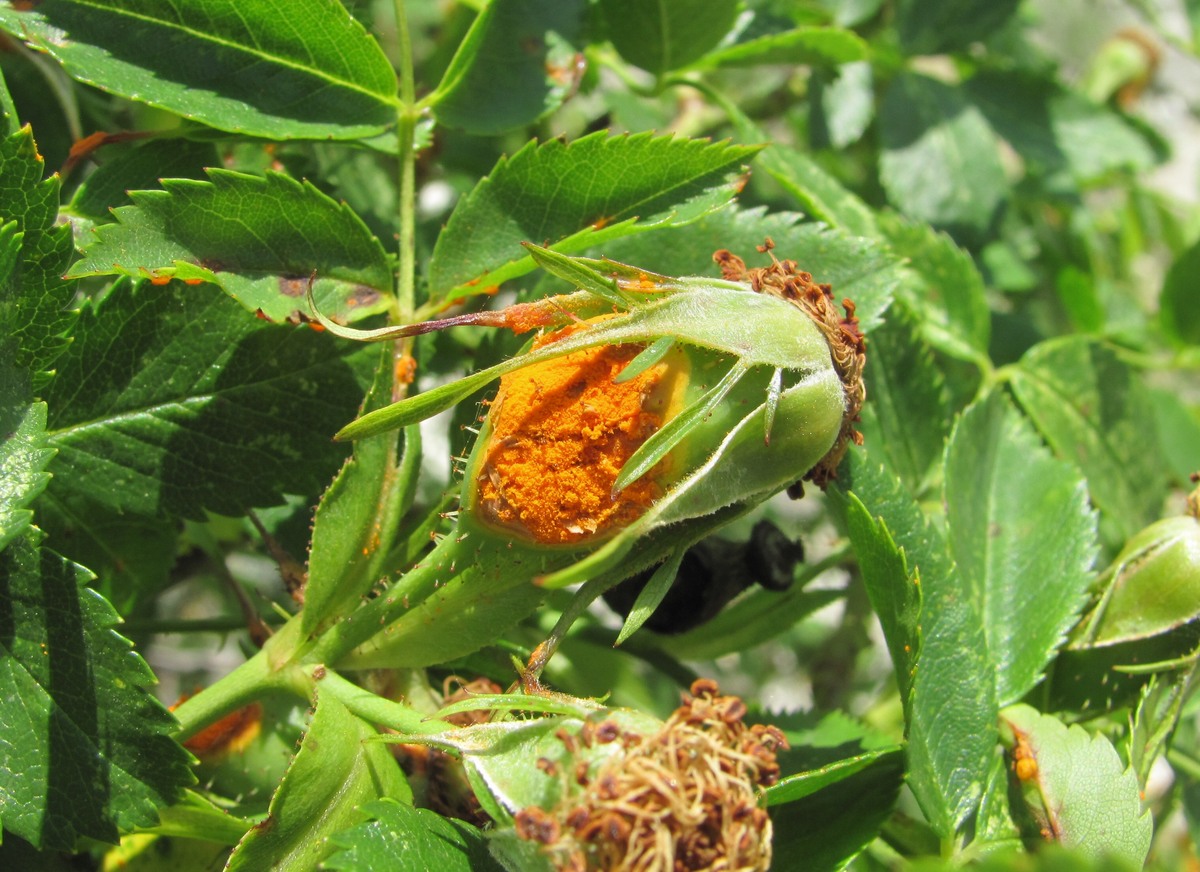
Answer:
(171, 695, 263, 761)
(475, 326, 686, 546)
(1012, 731, 1039, 782)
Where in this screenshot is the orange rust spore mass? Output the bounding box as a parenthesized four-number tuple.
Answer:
(476, 329, 671, 545)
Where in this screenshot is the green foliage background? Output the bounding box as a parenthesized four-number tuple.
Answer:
(1, 0, 1199, 870)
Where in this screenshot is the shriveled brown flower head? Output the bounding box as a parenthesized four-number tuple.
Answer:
(713, 240, 866, 489)
(515, 679, 788, 871)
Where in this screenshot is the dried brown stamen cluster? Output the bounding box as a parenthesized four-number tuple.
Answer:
(713, 240, 866, 488)
(515, 679, 788, 871)
(396, 676, 501, 825)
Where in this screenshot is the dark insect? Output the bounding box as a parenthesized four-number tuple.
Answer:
(602, 520, 804, 635)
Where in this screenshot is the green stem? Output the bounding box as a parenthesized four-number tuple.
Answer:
(307, 529, 463, 665)
(170, 620, 310, 740)
(393, 0, 417, 325)
(306, 666, 452, 735)
(390, 0, 420, 404)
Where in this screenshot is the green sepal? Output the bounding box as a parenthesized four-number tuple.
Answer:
(615, 335, 676, 384)
(612, 360, 749, 495)
(764, 367, 783, 444)
(337, 280, 832, 441)
(614, 548, 686, 645)
(523, 242, 636, 308)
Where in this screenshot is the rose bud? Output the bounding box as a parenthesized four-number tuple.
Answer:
(323, 242, 864, 590)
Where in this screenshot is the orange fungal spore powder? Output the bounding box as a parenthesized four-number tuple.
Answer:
(476, 330, 679, 546)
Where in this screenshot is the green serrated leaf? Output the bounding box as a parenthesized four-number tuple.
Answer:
(41, 281, 374, 521)
(974, 747, 1023, 851)
(759, 141, 878, 238)
(303, 346, 419, 633)
(726, 106, 877, 237)
(0, 127, 78, 385)
(894, 0, 1021, 54)
(1001, 704, 1152, 867)
(879, 73, 1008, 238)
(1130, 669, 1197, 792)
(597, 205, 900, 334)
(600, 0, 741, 76)
(692, 25, 868, 70)
(1161, 236, 1200, 347)
(945, 391, 1097, 706)
(614, 548, 684, 645)
(876, 211, 991, 361)
(833, 451, 997, 838)
(966, 70, 1157, 193)
(430, 0, 586, 135)
(766, 745, 903, 806)
(428, 132, 760, 301)
(662, 586, 842, 662)
(859, 302, 951, 494)
(842, 491, 921, 704)
(1149, 387, 1200, 484)
(34, 510, 178, 617)
(0, 0, 399, 140)
(225, 694, 410, 871)
(68, 169, 393, 324)
(1008, 337, 1167, 545)
(811, 60, 875, 150)
(768, 746, 905, 871)
(326, 798, 502, 872)
(0, 391, 52, 554)
(0, 534, 193, 849)
(67, 139, 219, 222)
